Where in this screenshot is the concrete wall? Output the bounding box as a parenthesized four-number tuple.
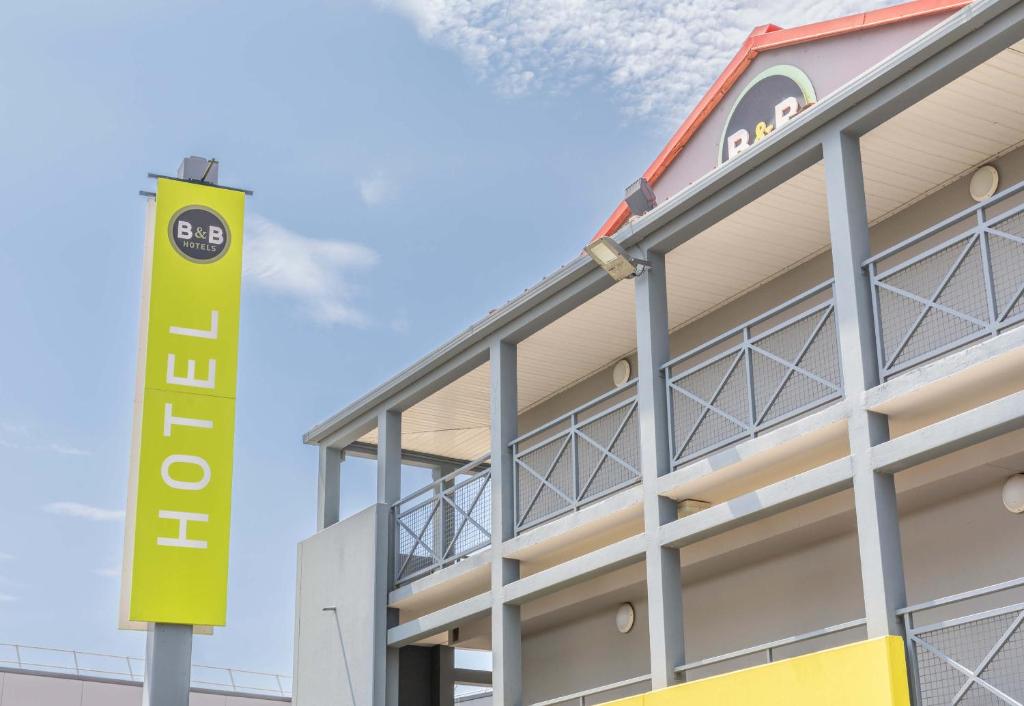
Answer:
(0, 670, 284, 706)
(520, 477, 1024, 703)
(292, 505, 385, 706)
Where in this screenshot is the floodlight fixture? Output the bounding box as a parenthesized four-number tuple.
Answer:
(624, 177, 657, 217)
(584, 237, 650, 281)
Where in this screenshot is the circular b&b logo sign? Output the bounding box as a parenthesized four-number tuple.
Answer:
(168, 206, 231, 263)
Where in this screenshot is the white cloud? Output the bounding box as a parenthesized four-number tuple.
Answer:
(94, 567, 121, 578)
(0, 553, 13, 561)
(358, 172, 397, 206)
(0, 593, 16, 603)
(43, 502, 124, 522)
(0, 422, 28, 436)
(50, 443, 91, 456)
(375, 0, 899, 121)
(243, 215, 380, 325)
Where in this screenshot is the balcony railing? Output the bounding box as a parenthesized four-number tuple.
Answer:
(663, 281, 842, 469)
(675, 618, 867, 681)
(899, 576, 1024, 706)
(393, 455, 491, 586)
(512, 381, 640, 533)
(0, 642, 291, 697)
(865, 180, 1024, 379)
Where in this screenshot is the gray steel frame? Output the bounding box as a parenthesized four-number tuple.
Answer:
(865, 179, 1024, 379)
(528, 674, 652, 706)
(899, 576, 1024, 706)
(511, 381, 641, 533)
(662, 280, 842, 467)
(392, 455, 492, 586)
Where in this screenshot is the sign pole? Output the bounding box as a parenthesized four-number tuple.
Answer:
(143, 623, 193, 706)
(141, 156, 218, 706)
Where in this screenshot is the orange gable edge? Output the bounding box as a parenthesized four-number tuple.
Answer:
(590, 0, 973, 243)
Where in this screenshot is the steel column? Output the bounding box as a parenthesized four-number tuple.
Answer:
(376, 410, 402, 705)
(490, 339, 522, 706)
(634, 250, 685, 688)
(142, 623, 192, 706)
(824, 130, 907, 638)
(316, 446, 343, 531)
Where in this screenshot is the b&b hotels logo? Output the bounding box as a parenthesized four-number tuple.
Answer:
(169, 206, 231, 264)
(719, 65, 816, 164)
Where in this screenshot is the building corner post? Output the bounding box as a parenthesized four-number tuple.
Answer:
(376, 409, 403, 705)
(634, 249, 685, 688)
(490, 339, 522, 706)
(316, 446, 343, 531)
(823, 129, 907, 638)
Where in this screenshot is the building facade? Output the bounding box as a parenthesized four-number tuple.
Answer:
(293, 0, 1024, 703)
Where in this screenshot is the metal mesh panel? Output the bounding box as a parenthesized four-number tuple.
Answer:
(877, 238, 987, 371)
(577, 403, 640, 502)
(513, 387, 640, 533)
(517, 435, 573, 528)
(868, 185, 1024, 379)
(671, 352, 749, 461)
(911, 607, 1024, 705)
(665, 285, 840, 468)
(987, 230, 1024, 323)
(393, 459, 491, 585)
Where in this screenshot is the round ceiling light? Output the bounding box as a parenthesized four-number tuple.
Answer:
(1003, 474, 1024, 514)
(613, 359, 632, 387)
(970, 165, 1000, 202)
(616, 602, 635, 634)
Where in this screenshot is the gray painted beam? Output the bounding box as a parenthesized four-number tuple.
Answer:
(345, 440, 471, 470)
(634, 250, 685, 689)
(453, 668, 492, 686)
(502, 535, 646, 605)
(658, 458, 854, 549)
(864, 324, 1024, 412)
(376, 411, 402, 705)
(489, 340, 522, 706)
(388, 593, 493, 648)
(824, 129, 907, 639)
(316, 446, 342, 531)
(873, 388, 1024, 474)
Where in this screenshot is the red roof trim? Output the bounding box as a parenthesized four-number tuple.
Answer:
(591, 0, 972, 242)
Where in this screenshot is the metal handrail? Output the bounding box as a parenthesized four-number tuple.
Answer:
(898, 576, 1024, 706)
(864, 180, 1024, 379)
(674, 618, 867, 676)
(393, 454, 491, 509)
(897, 575, 1024, 617)
(863, 178, 1024, 268)
(512, 381, 641, 533)
(0, 642, 291, 697)
(510, 379, 638, 448)
(393, 454, 493, 585)
(529, 673, 651, 706)
(661, 280, 835, 372)
(663, 280, 841, 467)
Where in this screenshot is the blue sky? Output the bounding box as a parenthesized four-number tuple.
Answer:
(0, 0, 891, 678)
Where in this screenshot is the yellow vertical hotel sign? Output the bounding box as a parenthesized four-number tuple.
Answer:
(120, 177, 245, 628)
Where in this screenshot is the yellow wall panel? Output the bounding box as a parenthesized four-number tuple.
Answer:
(608, 637, 910, 706)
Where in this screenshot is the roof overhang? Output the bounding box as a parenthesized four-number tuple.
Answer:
(304, 0, 1023, 447)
